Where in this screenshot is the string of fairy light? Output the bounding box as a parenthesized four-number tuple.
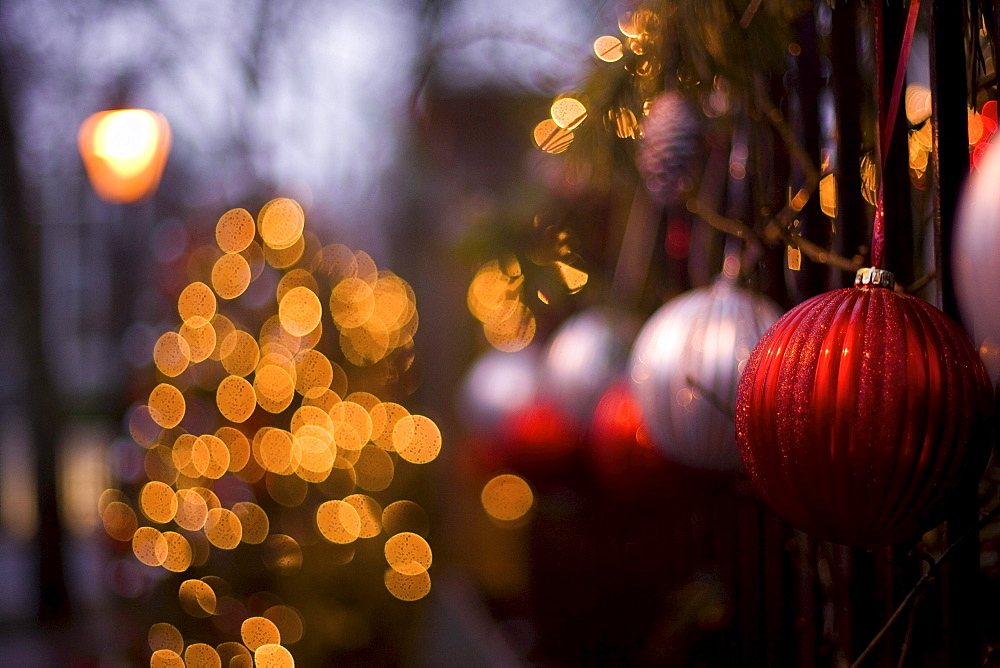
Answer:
(100, 198, 441, 667)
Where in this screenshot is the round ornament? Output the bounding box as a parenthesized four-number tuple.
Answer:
(629, 278, 782, 470)
(498, 399, 579, 474)
(736, 269, 994, 546)
(588, 379, 664, 492)
(541, 307, 636, 426)
(457, 347, 540, 437)
(955, 134, 1000, 383)
(636, 90, 703, 206)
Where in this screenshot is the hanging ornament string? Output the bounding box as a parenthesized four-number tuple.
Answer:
(872, 0, 922, 269)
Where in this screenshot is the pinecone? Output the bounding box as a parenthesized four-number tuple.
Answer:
(637, 91, 703, 206)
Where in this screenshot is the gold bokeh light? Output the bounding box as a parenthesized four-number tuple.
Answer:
(104, 197, 440, 663)
(550, 97, 588, 130)
(384, 531, 432, 576)
(241, 616, 281, 652)
(594, 35, 624, 62)
(481, 474, 534, 522)
(148, 623, 184, 654)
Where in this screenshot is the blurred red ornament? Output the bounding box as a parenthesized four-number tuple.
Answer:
(588, 380, 664, 491)
(498, 400, 579, 474)
(736, 270, 994, 546)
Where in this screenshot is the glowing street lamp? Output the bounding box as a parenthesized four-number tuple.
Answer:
(77, 108, 171, 204)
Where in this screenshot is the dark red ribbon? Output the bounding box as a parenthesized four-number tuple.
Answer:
(872, 0, 922, 269)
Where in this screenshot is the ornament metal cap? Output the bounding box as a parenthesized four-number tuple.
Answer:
(855, 267, 895, 290)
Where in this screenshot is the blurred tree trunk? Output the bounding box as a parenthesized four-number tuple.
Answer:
(0, 41, 70, 622)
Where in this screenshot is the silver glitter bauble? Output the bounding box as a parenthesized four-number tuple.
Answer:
(629, 279, 782, 470)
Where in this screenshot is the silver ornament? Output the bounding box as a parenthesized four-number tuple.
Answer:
(541, 307, 637, 426)
(955, 135, 1000, 384)
(458, 346, 540, 436)
(629, 279, 782, 470)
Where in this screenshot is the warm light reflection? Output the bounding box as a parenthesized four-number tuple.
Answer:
(242, 617, 281, 651)
(481, 474, 534, 521)
(532, 119, 574, 154)
(905, 84, 932, 125)
(344, 494, 383, 538)
(392, 415, 442, 464)
(150, 649, 185, 668)
(316, 500, 361, 544)
(183, 644, 221, 667)
(263, 534, 303, 575)
(216, 208, 256, 253)
(593, 35, 624, 62)
(140, 481, 178, 524)
(258, 198, 305, 250)
(553, 261, 588, 293)
(148, 623, 184, 654)
(255, 644, 294, 668)
(161, 531, 193, 573)
(212, 253, 253, 299)
(384, 568, 431, 601)
(133, 526, 169, 567)
(550, 97, 588, 130)
(264, 605, 304, 644)
(179, 579, 217, 617)
(101, 501, 138, 541)
(384, 531, 432, 575)
(204, 507, 242, 549)
(78, 109, 171, 204)
(819, 174, 837, 218)
(148, 383, 185, 429)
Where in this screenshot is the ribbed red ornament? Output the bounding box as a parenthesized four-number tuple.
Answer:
(736, 275, 994, 546)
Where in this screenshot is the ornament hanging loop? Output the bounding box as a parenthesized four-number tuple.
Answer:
(871, 0, 922, 270)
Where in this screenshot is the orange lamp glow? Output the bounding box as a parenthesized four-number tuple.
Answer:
(78, 108, 171, 204)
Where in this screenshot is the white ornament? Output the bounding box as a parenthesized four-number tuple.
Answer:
(629, 279, 782, 470)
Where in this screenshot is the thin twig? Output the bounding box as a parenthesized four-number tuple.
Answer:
(685, 375, 735, 420)
(901, 271, 936, 294)
(784, 228, 864, 273)
(685, 196, 863, 272)
(685, 198, 757, 243)
(752, 83, 849, 269)
(686, 82, 863, 274)
(850, 502, 1000, 667)
(739, 0, 765, 29)
(895, 590, 924, 668)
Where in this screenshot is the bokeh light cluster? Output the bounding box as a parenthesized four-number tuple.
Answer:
(101, 198, 440, 665)
(531, 8, 666, 156)
(899, 84, 998, 193)
(467, 256, 537, 352)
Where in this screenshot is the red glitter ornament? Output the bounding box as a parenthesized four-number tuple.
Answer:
(735, 269, 994, 546)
